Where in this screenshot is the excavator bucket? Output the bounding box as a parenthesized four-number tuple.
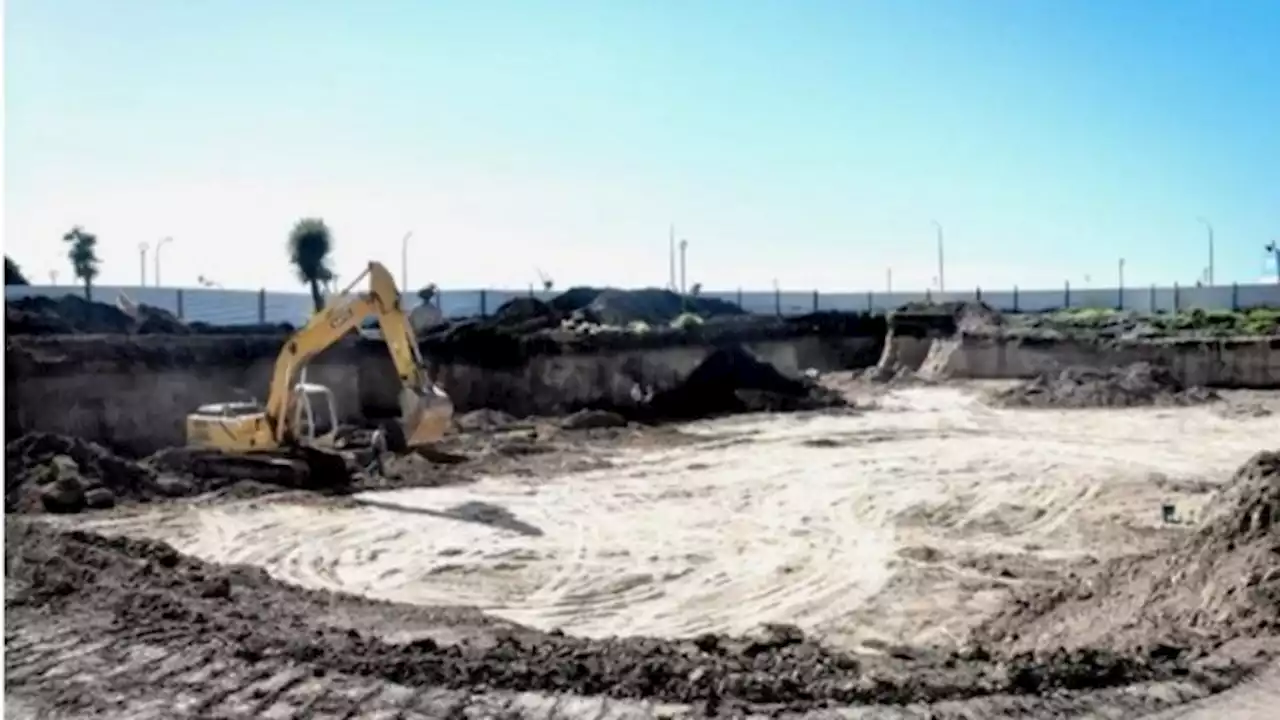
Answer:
(398, 384, 454, 448)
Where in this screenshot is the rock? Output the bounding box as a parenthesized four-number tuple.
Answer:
(153, 475, 196, 498)
(83, 487, 117, 510)
(560, 409, 628, 430)
(41, 474, 86, 514)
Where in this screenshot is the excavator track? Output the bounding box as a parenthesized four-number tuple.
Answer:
(148, 447, 355, 491)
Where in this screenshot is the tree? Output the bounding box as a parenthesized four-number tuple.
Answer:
(287, 218, 335, 312)
(62, 226, 101, 300)
(5, 255, 30, 286)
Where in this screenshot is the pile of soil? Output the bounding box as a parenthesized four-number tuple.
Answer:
(4, 432, 166, 513)
(5, 294, 192, 335)
(990, 362, 1220, 409)
(569, 287, 745, 327)
(5, 517, 1249, 714)
(976, 449, 1280, 655)
(894, 300, 1004, 336)
(644, 346, 847, 420)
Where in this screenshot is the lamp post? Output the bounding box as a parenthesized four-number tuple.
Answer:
(678, 238, 689, 295)
(154, 237, 173, 287)
(931, 220, 945, 293)
(886, 267, 893, 293)
(138, 242, 149, 286)
(1267, 242, 1280, 284)
(1196, 217, 1214, 286)
(400, 231, 413, 292)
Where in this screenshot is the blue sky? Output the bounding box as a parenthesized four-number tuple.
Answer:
(6, 0, 1278, 292)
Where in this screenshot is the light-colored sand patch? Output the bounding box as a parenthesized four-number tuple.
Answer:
(75, 387, 1278, 647)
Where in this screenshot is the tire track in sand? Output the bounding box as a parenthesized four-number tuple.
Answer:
(71, 387, 1277, 641)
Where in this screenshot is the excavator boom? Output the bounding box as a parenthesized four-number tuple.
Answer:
(185, 260, 453, 481)
(262, 261, 453, 449)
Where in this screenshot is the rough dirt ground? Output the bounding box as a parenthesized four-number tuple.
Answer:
(53, 386, 1277, 644)
(8, 384, 1280, 718)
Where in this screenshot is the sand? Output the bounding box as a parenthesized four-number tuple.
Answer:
(65, 385, 1277, 652)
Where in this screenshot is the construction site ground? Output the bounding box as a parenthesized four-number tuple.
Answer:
(8, 379, 1280, 718)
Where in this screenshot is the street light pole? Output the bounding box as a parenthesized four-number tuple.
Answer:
(931, 220, 945, 293)
(400, 231, 413, 292)
(886, 267, 893, 293)
(678, 239, 689, 295)
(1267, 242, 1280, 284)
(154, 237, 173, 287)
(138, 242, 149, 286)
(1196, 217, 1214, 286)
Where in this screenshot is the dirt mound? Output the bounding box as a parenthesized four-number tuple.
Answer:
(575, 287, 745, 326)
(4, 432, 161, 513)
(5, 294, 194, 335)
(990, 362, 1220, 409)
(894, 300, 1004, 336)
(6, 293, 294, 337)
(644, 346, 846, 420)
(5, 518, 1249, 714)
(976, 450, 1280, 655)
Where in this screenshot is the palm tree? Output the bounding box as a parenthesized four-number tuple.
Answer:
(62, 226, 101, 300)
(5, 255, 29, 286)
(288, 218, 335, 312)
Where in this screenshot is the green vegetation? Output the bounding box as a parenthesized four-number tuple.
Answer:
(61, 226, 101, 301)
(5, 255, 29, 285)
(287, 218, 335, 312)
(1045, 307, 1280, 336)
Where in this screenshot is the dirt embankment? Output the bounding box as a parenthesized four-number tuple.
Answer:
(5, 293, 292, 336)
(976, 449, 1280, 657)
(4, 515, 1253, 717)
(989, 362, 1221, 409)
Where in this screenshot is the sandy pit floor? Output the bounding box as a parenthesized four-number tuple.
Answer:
(65, 385, 1277, 653)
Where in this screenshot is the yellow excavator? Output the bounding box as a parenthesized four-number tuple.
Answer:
(173, 261, 454, 487)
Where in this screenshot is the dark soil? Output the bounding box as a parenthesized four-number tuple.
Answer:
(4, 433, 163, 513)
(892, 301, 1005, 337)
(975, 449, 1280, 655)
(643, 346, 847, 421)
(5, 292, 294, 337)
(989, 362, 1221, 409)
(3, 517, 1254, 715)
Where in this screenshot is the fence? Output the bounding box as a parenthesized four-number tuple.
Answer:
(6, 281, 1280, 326)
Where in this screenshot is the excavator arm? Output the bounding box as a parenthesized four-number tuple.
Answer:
(262, 262, 453, 448)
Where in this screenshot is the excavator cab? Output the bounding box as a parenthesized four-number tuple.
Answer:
(290, 382, 340, 445)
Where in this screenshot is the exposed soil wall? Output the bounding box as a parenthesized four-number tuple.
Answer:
(360, 335, 877, 418)
(951, 334, 1280, 388)
(5, 336, 362, 455)
(6, 328, 881, 456)
(870, 308, 1280, 389)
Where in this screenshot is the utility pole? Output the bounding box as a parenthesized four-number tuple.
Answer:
(886, 267, 893, 293)
(155, 237, 173, 287)
(678, 238, 689, 295)
(400, 231, 413, 293)
(1118, 258, 1126, 289)
(138, 242, 149, 286)
(932, 220, 945, 293)
(1197, 217, 1214, 286)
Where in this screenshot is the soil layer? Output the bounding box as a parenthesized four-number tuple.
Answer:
(3, 517, 1257, 718)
